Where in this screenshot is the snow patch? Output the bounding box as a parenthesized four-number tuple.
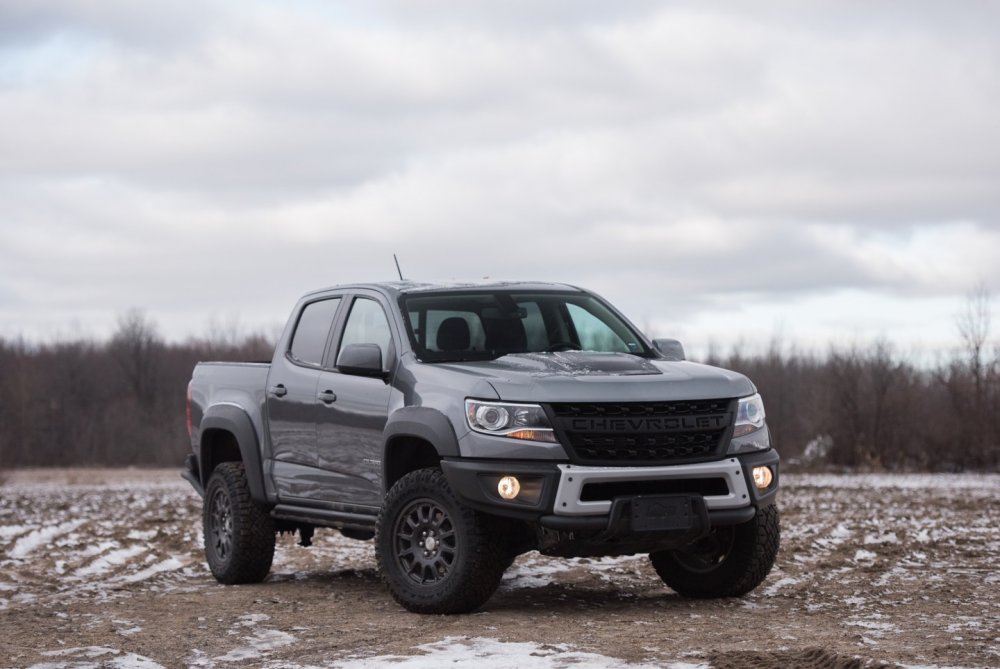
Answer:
(210, 614, 294, 663)
(10, 520, 85, 558)
(213, 629, 295, 662)
(848, 620, 899, 638)
(127, 529, 158, 541)
(330, 637, 702, 669)
(117, 557, 186, 583)
(502, 553, 645, 589)
(864, 531, 899, 545)
(0, 524, 33, 539)
(763, 576, 800, 596)
(32, 645, 165, 668)
(853, 549, 877, 562)
(76, 540, 119, 559)
(74, 545, 148, 578)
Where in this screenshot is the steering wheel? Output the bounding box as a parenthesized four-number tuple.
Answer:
(546, 341, 581, 352)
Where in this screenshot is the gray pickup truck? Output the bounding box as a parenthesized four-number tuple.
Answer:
(183, 281, 779, 613)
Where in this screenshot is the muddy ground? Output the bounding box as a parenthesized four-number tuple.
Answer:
(1, 469, 998, 668)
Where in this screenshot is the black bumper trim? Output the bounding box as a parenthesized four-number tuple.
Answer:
(539, 504, 755, 533)
(440, 450, 778, 526)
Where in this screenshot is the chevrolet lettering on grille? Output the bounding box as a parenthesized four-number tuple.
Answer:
(568, 415, 729, 432)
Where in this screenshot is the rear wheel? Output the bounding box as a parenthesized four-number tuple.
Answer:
(203, 462, 275, 584)
(650, 504, 779, 598)
(376, 468, 506, 614)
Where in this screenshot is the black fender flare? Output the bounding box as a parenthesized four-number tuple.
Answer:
(199, 404, 268, 503)
(382, 407, 460, 488)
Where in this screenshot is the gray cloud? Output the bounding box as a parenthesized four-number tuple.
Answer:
(0, 2, 998, 350)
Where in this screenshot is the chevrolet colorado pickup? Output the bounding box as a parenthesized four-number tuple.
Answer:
(183, 282, 779, 613)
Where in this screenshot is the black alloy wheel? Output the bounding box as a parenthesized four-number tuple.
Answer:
(202, 462, 276, 584)
(208, 485, 235, 563)
(393, 498, 458, 585)
(375, 468, 507, 614)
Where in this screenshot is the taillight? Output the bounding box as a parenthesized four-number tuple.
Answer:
(186, 381, 193, 438)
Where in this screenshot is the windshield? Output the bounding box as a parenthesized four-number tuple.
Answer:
(400, 291, 652, 362)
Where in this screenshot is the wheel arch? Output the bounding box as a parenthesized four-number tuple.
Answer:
(382, 407, 460, 493)
(199, 404, 268, 503)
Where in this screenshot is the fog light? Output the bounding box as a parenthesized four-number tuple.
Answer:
(752, 466, 774, 490)
(497, 475, 521, 500)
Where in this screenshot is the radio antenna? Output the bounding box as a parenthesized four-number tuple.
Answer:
(393, 253, 404, 281)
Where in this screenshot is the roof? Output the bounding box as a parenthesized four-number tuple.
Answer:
(303, 280, 583, 299)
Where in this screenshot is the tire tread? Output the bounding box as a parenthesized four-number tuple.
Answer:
(651, 504, 780, 598)
(375, 468, 506, 614)
(203, 462, 275, 585)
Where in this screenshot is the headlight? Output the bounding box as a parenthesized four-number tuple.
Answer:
(733, 393, 766, 437)
(465, 400, 557, 443)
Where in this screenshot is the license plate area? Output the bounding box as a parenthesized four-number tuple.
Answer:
(631, 495, 697, 532)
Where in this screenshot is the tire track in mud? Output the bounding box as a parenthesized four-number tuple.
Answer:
(0, 480, 205, 608)
(1, 470, 999, 668)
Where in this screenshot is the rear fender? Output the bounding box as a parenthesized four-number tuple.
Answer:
(199, 404, 269, 503)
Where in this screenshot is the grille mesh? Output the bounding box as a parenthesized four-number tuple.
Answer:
(549, 400, 733, 465)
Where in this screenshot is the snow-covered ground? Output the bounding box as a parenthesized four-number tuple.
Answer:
(1, 470, 998, 668)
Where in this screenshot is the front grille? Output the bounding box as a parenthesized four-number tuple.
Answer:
(548, 400, 734, 465)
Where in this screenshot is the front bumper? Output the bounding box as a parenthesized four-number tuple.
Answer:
(440, 448, 779, 532)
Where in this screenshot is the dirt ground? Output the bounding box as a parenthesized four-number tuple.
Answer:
(1, 468, 998, 669)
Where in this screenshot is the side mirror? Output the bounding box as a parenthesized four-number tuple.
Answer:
(652, 338, 686, 361)
(337, 343, 385, 377)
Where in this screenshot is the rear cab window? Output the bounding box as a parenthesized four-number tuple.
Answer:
(289, 298, 341, 366)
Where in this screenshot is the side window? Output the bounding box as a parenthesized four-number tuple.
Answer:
(338, 298, 392, 366)
(289, 298, 341, 365)
(566, 303, 629, 353)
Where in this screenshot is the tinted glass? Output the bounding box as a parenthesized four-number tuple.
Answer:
(338, 298, 392, 366)
(289, 298, 341, 365)
(566, 303, 630, 353)
(401, 291, 649, 362)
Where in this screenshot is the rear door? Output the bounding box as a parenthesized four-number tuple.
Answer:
(266, 296, 343, 500)
(314, 293, 395, 507)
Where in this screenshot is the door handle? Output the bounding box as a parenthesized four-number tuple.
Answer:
(318, 390, 337, 404)
(269, 384, 288, 398)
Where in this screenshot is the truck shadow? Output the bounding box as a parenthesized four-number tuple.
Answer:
(483, 582, 691, 614)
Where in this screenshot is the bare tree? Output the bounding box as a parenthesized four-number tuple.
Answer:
(958, 283, 991, 392)
(954, 283, 994, 465)
(109, 309, 163, 408)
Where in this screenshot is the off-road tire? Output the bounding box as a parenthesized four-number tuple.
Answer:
(650, 504, 780, 598)
(203, 462, 275, 584)
(375, 468, 506, 614)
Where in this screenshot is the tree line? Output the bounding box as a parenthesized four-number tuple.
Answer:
(0, 310, 273, 469)
(707, 286, 999, 471)
(0, 298, 997, 472)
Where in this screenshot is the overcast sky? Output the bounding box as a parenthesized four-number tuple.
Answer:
(2, 1, 998, 359)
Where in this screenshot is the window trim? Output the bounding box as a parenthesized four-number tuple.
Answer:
(397, 289, 654, 363)
(285, 296, 343, 370)
(330, 294, 397, 373)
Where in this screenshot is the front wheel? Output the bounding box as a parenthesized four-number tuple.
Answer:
(203, 462, 276, 584)
(375, 468, 506, 614)
(650, 504, 779, 598)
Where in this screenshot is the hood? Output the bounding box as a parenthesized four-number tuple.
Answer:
(434, 351, 755, 403)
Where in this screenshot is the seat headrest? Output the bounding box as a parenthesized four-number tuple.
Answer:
(437, 317, 471, 351)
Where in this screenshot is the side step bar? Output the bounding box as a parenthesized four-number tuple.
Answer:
(271, 504, 377, 531)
